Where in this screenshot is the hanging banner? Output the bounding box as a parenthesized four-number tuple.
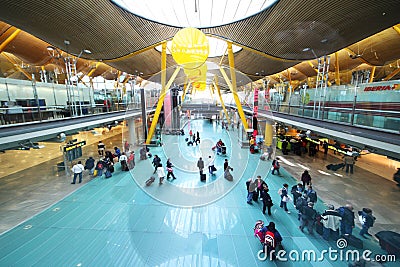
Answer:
(253, 87, 259, 117)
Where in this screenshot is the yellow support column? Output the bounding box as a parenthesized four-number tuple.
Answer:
(146, 42, 167, 144)
(334, 52, 340, 85)
(369, 66, 376, 83)
(383, 68, 400, 81)
(87, 62, 101, 78)
(213, 77, 230, 124)
(2, 53, 32, 80)
(146, 68, 181, 143)
(0, 28, 21, 53)
(225, 41, 248, 130)
(264, 122, 273, 147)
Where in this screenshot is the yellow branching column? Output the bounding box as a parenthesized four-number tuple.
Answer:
(264, 121, 273, 147)
(0, 28, 21, 53)
(146, 42, 167, 144)
(369, 66, 376, 83)
(213, 76, 230, 124)
(334, 52, 340, 86)
(225, 41, 248, 130)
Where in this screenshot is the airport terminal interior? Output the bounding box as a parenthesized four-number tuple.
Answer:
(1, 1, 400, 266)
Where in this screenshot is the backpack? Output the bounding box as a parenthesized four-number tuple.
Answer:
(264, 231, 276, 249)
(337, 207, 345, 217)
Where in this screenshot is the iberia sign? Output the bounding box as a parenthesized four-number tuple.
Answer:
(363, 84, 399, 91)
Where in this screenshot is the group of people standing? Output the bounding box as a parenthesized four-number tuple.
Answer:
(246, 176, 273, 215)
(70, 141, 135, 184)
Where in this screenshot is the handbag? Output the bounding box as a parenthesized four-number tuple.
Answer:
(282, 196, 288, 202)
(166, 167, 173, 173)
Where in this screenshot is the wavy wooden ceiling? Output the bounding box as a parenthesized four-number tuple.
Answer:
(0, 0, 399, 86)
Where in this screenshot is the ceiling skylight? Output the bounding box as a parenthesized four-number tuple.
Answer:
(155, 37, 242, 57)
(112, 0, 278, 28)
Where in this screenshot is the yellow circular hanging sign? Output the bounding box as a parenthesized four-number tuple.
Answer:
(171, 28, 209, 69)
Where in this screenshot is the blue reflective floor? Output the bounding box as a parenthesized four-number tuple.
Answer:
(0, 120, 398, 266)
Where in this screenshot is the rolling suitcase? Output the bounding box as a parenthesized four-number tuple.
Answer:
(341, 234, 363, 249)
(224, 170, 233, 181)
(145, 176, 155, 186)
(200, 173, 206, 182)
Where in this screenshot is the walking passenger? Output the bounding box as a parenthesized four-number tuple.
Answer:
(208, 155, 215, 175)
(337, 204, 355, 235)
(197, 157, 205, 176)
(306, 185, 318, 203)
(152, 155, 161, 174)
(271, 158, 280, 175)
(156, 163, 165, 185)
(246, 177, 257, 204)
(299, 202, 317, 234)
(127, 151, 135, 169)
(97, 141, 105, 156)
(343, 155, 356, 174)
(84, 157, 95, 175)
(358, 208, 376, 238)
(300, 170, 312, 187)
(140, 146, 147, 160)
(71, 161, 85, 184)
(166, 158, 176, 180)
(321, 205, 341, 241)
(291, 183, 303, 205)
(260, 183, 273, 215)
(279, 183, 290, 213)
(295, 193, 308, 220)
(119, 152, 128, 171)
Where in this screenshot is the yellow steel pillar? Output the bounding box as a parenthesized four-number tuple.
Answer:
(264, 121, 273, 147)
(213, 76, 230, 124)
(287, 69, 292, 91)
(2, 53, 32, 80)
(383, 68, 400, 81)
(146, 41, 167, 144)
(87, 62, 101, 77)
(225, 41, 249, 130)
(369, 66, 376, 83)
(146, 66, 181, 143)
(0, 28, 21, 53)
(334, 52, 340, 85)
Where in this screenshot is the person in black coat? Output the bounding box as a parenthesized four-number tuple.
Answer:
(359, 208, 376, 238)
(84, 157, 95, 175)
(299, 202, 317, 234)
(166, 158, 176, 180)
(260, 183, 273, 215)
(338, 204, 355, 235)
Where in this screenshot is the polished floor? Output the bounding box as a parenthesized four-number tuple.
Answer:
(0, 120, 399, 266)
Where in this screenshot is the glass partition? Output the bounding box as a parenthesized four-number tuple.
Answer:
(270, 80, 400, 132)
